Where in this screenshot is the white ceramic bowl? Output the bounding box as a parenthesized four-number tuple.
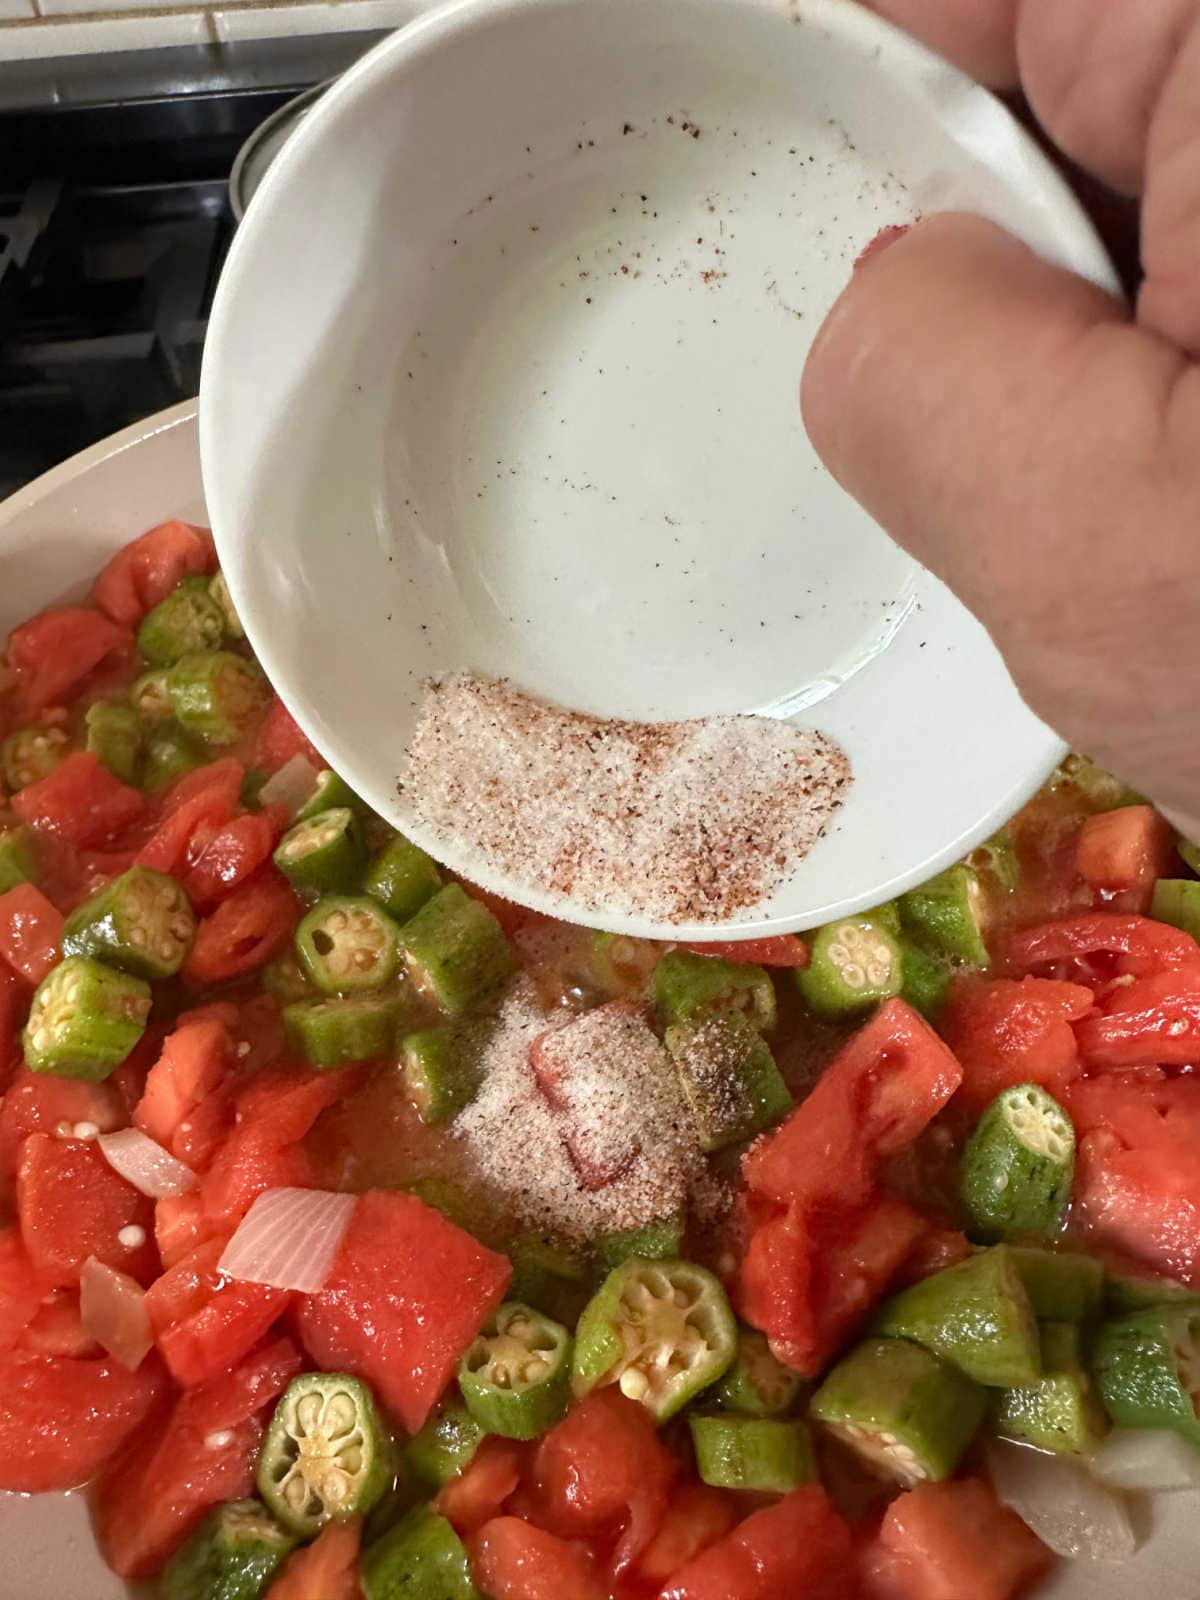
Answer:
(201, 0, 1119, 939)
(1, 402, 1199, 1599)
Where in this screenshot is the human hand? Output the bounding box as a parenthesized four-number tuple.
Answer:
(802, 0, 1200, 832)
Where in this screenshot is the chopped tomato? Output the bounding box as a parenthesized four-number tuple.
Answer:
(1005, 912, 1200, 983)
(471, 1517, 604, 1600)
(17, 1133, 157, 1286)
(256, 695, 323, 773)
(1075, 968, 1200, 1069)
(297, 1190, 511, 1433)
(199, 1120, 314, 1237)
(7, 606, 132, 718)
(0, 1348, 165, 1492)
(184, 805, 289, 912)
(96, 1335, 300, 1578)
(0, 1066, 124, 1183)
(1076, 805, 1175, 908)
(91, 520, 216, 626)
(436, 1438, 528, 1536)
(939, 976, 1094, 1112)
(659, 1486, 851, 1600)
(135, 756, 245, 875)
(532, 1389, 676, 1572)
(0, 1224, 43, 1349)
(135, 1014, 235, 1163)
(234, 1064, 362, 1143)
(863, 1479, 1051, 1600)
(19, 1286, 98, 1357)
(0, 882, 64, 985)
(145, 1237, 291, 1387)
(0, 963, 26, 1075)
(742, 1000, 962, 1210)
(12, 752, 146, 847)
(633, 1484, 737, 1586)
(680, 935, 809, 967)
(183, 867, 299, 985)
(266, 1520, 361, 1600)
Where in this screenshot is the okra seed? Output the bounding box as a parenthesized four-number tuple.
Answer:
(619, 1368, 650, 1401)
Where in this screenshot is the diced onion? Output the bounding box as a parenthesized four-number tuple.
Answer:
(79, 1256, 152, 1372)
(1091, 1429, 1200, 1493)
(987, 1439, 1138, 1563)
(259, 753, 319, 817)
(98, 1128, 197, 1198)
(219, 1187, 357, 1294)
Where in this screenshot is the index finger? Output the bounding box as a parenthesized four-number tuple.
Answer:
(860, 0, 1020, 87)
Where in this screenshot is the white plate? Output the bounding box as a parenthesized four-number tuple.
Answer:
(0, 401, 1197, 1600)
(202, 0, 1116, 939)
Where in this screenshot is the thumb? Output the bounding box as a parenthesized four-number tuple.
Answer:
(801, 214, 1200, 821)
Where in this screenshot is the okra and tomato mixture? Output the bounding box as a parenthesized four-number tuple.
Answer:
(2, 525, 1200, 1599)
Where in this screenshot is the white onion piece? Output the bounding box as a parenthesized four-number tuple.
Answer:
(1091, 1429, 1200, 1493)
(259, 753, 319, 817)
(98, 1128, 197, 1198)
(79, 1256, 152, 1372)
(219, 1187, 357, 1293)
(988, 1439, 1138, 1563)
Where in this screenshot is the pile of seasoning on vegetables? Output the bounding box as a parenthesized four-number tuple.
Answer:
(4, 520, 1200, 1598)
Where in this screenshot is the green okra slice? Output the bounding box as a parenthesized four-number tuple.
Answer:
(167, 650, 269, 746)
(572, 1257, 737, 1423)
(274, 808, 368, 895)
(899, 937, 952, 1019)
(208, 570, 244, 639)
(405, 1398, 487, 1488)
(994, 1321, 1108, 1455)
(877, 1245, 1042, 1387)
(295, 895, 401, 994)
(795, 915, 903, 1015)
(140, 720, 203, 793)
(400, 1027, 481, 1125)
(458, 1301, 572, 1440)
(23, 956, 151, 1080)
(84, 699, 142, 784)
(899, 864, 990, 969)
(810, 1337, 987, 1487)
(508, 1232, 592, 1326)
(689, 1413, 815, 1493)
(1010, 1247, 1105, 1323)
(665, 1011, 792, 1152)
(1055, 753, 1146, 811)
(959, 1083, 1075, 1244)
(654, 948, 776, 1032)
(1093, 1304, 1200, 1445)
(257, 1371, 391, 1537)
(262, 945, 318, 1003)
(593, 1214, 684, 1273)
(1151, 879, 1200, 944)
(362, 833, 443, 924)
(360, 1505, 482, 1600)
(160, 1499, 295, 1600)
(405, 1176, 476, 1231)
(294, 767, 366, 822)
(137, 575, 226, 666)
(586, 930, 663, 997)
(711, 1327, 806, 1418)
(283, 993, 404, 1068)
(363, 1462, 424, 1547)
(61, 865, 195, 980)
(966, 829, 1021, 893)
(2, 724, 69, 791)
(0, 825, 38, 893)
(129, 667, 173, 723)
(1105, 1265, 1196, 1314)
(399, 884, 516, 1018)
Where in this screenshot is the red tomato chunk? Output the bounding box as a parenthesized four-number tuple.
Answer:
(13, 752, 146, 847)
(659, 1487, 851, 1600)
(0, 883, 64, 985)
(862, 1479, 1051, 1600)
(91, 519, 216, 626)
(472, 1517, 605, 1600)
(18, 1133, 157, 1286)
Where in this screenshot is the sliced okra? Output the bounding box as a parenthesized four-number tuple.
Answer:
(84, 700, 142, 784)
(129, 667, 173, 723)
(3, 723, 68, 791)
(689, 1413, 814, 1493)
(140, 720, 203, 793)
(160, 1499, 295, 1600)
(1104, 1265, 1195, 1315)
(405, 1176, 476, 1231)
(795, 915, 903, 1015)
(282, 993, 403, 1068)
(458, 1301, 572, 1439)
(508, 1232, 592, 1326)
(810, 1337, 987, 1487)
(257, 1371, 391, 1537)
(262, 945, 319, 1004)
(899, 937, 952, 1019)
(24, 956, 151, 1080)
(137, 575, 226, 666)
(62, 865, 195, 980)
(360, 1505, 482, 1600)
(295, 895, 400, 994)
(295, 768, 367, 822)
(208, 570, 244, 639)
(274, 807, 368, 895)
(593, 1214, 684, 1273)
(1010, 1247, 1105, 1323)
(362, 832, 442, 922)
(966, 829, 1021, 893)
(654, 948, 776, 1032)
(1055, 753, 1146, 811)
(665, 1010, 791, 1151)
(405, 1398, 487, 1488)
(1151, 879, 1200, 944)
(167, 650, 269, 746)
(399, 884, 516, 1018)
(0, 825, 39, 893)
(877, 1244, 1042, 1388)
(899, 864, 990, 969)
(959, 1083, 1075, 1244)
(586, 929, 663, 998)
(995, 1321, 1109, 1455)
(572, 1257, 737, 1423)
(711, 1327, 806, 1418)
(1093, 1304, 1200, 1445)
(400, 1027, 481, 1125)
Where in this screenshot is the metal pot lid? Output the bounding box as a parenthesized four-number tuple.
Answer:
(229, 80, 334, 222)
